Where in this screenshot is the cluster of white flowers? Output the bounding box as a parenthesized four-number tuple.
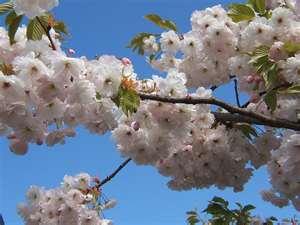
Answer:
(18, 173, 116, 225)
(0, 26, 139, 155)
(13, 0, 59, 18)
(112, 71, 282, 192)
(145, 2, 300, 121)
(3, 0, 300, 214)
(261, 131, 300, 210)
(128, 0, 300, 210)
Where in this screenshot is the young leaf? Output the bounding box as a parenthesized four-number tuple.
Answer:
(263, 63, 278, 89)
(211, 197, 229, 207)
(248, 0, 266, 14)
(186, 211, 200, 225)
(127, 32, 153, 55)
(0, 1, 13, 15)
(281, 85, 300, 94)
(264, 90, 277, 112)
(54, 21, 68, 35)
(228, 4, 255, 22)
(283, 41, 300, 56)
(145, 14, 177, 31)
(242, 204, 256, 212)
(235, 123, 258, 140)
(113, 87, 140, 116)
(255, 0, 266, 14)
(27, 18, 45, 40)
(6, 11, 23, 45)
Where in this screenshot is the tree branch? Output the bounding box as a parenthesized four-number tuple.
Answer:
(241, 83, 292, 108)
(234, 79, 241, 107)
(36, 16, 56, 51)
(139, 93, 300, 131)
(99, 158, 132, 187)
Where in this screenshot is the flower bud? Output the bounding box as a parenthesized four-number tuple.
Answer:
(10, 139, 28, 155)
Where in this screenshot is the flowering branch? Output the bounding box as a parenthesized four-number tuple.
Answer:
(99, 158, 132, 187)
(139, 93, 300, 131)
(36, 16, 56, 51)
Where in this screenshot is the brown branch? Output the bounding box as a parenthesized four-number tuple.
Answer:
(241, 83, 292, 108)
(99, 158, 132, 187)
(139, 93, 300, 131)
(36, 16, 56, 51)
(233, 79, 241, 107)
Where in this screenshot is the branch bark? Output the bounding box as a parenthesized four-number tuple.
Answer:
(139, 93, 300, 131)
(234, 79, 241, 107)
(99, 158, 132, 187)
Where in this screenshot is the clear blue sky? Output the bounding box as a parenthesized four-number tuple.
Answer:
(0, 0, 298, 224)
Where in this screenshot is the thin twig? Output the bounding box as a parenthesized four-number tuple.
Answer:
(233, 79, 241, 107)
(36, 16, 56, 51)
(99, 158, 132, 187)
(241, 83, 292, 108)
(139, 93, 300, 131)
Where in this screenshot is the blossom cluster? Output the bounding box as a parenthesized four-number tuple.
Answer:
(136, 0, 300, 209)
(18, 173, 116, 225)
(2, 0, 300, 213)
(13, 0, 59, 18)
(261, 131, 300, 210)
(113, 72, 281, 192)
(144, 1, 300, 120)
(0, 25, 138, 155)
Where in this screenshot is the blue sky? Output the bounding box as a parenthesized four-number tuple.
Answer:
(0, 0, 299, 224)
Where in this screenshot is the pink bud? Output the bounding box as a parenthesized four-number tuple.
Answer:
(131, 121, 140, 131)
(183, 145, 193, 152)
(9, 139, 28, 155)
(250, 94, 260, 103)
(68, 48, 76, 55)
(246, 76, 254, 83)
(254, 76, 262, 84)
(36, 138, 43, 145)
(121, 57, 132, 66)
(93, 177, 100, 184)
(268, 42, 287, 62)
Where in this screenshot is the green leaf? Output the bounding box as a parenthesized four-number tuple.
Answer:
(186, 211, 200, 225)
(6, 11, 23, 45)
(204, 203, 228, 215)
(249, 45, 270, 72)
(264, 90, 277, 112)
(281, 85, 300, 94)
(27, 18, 45, 40)
(127, 32, 153, 55)
(113, 87, 140, 116)
(212, 197, 229, 207)
(0, 1, 13, 15)
(263, 63, 278, 89)
(96, 92, 102, 100)
(268, 216, 278, 221)
(248, 0, 266, 14)
(283, 41, 300, 56)
(242, 204, 256, 212)
(227, 4, 255, 22)
(249, 45, 279, 89)
(235, 123, 258, 140)
(145, 14, 177, 31)
(53, 21, 68, 35)
(5, 10, 16, 26)
(255, 0, 266, 14)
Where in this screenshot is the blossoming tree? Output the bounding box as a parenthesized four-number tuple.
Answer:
(1, 0, 300, 224)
